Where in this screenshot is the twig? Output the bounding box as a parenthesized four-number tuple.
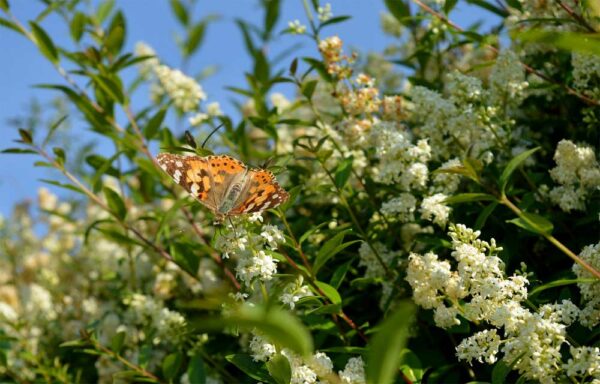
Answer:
(410, 0, 600, 107)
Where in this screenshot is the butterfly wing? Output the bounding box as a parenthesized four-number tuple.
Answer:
(228, 169, 289, 215)
(156, 153, 219, 212)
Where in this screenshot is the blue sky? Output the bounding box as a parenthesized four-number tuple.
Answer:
(0, 1, 497, 217)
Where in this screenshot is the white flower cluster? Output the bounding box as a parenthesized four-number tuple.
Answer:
(420, 193, 451, 228)
(248, 334, 347, 384)
(135, 41, 208, 113)
(339, 356, 366, 384)
(547, 139, 600, 212)
(288, 19, 306, 34)
(155, 65, 206, 112)
(317, 3, 332, 22)
(369, 121, 431, 187)
(572, 52, 600, 99)
(381, 193, 417, 222)
(280, 275, 313, 309)
(410, 51, 527, 162)
(123, 293, 187, 345)
(214, 218, 285, 287)
(572, 242, 600, 329)
(407, 224, 598, 383)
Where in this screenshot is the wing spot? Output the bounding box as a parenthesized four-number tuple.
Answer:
(175, 161, 183, 167)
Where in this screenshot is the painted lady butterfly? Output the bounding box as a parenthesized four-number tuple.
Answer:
(156, 153, 289, 222)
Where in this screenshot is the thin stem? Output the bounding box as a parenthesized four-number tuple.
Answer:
(410, 0, 600, 107)
(89, 337, 163, 383)
(556, 0, 597, 33)
(500, 195, 600, 279)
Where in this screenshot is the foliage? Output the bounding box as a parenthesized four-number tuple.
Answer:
(1, 0, 599, 383)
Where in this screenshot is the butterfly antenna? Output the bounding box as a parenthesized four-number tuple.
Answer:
(201, 122, 226, 149)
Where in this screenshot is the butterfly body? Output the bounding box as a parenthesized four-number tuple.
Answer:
(156, 153, 288, 222)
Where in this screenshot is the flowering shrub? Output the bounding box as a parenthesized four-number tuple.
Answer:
(1, 0, 599, 383)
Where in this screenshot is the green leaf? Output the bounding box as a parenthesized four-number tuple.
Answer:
(29, 21, 58, 63)
(53, 146, 65, 165)
(226, 354, 273, 382)
(529, 278, 595, 298)
(89, 152, 122, 193)
(334, 157, 353, 189)
(162, 351, 183, 380)
(320, 15, 351, 28)
(1, 148, 37, 154)
(492, 352, 525, 384)
(366, 300, 417, 384)
(170, 0, 188, 25)
(70, 12, 86, 42)
(315, 281, 341, 306)
(92, 74, 125, 104)
(103, 186, 127, 221)
(301, 80, 318, 100)
(465, 0, 508, 17)
(170, 241, 200, 276)
(314, 232, 360, 275)
(384, 0, 411, 26)
(19, 128, 33, 144)
(398, 349, 423, 382)
(105, 11, 126, 54)
(444, 0, 458, 13)
(0, 0, 9, 12)
(96, 0, 115, 23)
(499, 147, 539, 194)
(444, 193, 496, 205)
(289, 58, 298, 76)
(507, 211, 553, 235)
(110, 331, 126, 354)
(264, 0, 281, 38)
(298, 221, 329, 246)
(43, 114, 68, 147)
(144, 107, 167, 139)
(224, 305, 313, 357)
(0, 17, 22, 34)
(40, 179, 84, 195)
(185, 21, 207, 57)
(474, 202, 498, 230)
(267, 354, 291, 384)
(187, 354, 206, 384)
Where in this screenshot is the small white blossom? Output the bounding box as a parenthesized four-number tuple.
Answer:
(339, 357, 366, 384)
(456, 329, 502, 364)
(155, 65, 206, 112)
(317, 3, 332, 22)
(288, 19, 306, 34)
(420, 193, 451, 227)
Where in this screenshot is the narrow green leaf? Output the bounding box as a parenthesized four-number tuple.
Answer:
(492, 352, 525, 384)
(187, 354, 206, 384)
(444, 0, 459, 13)
(444, 193, 496, 205)
(474, 202, 498, 230)
(42, 114, 68, 147)
(334, 157, 353, 188)
(185, 22, 206, 57)
(53, 147, 66, 165)
(39, 179, 84, 194)
(29, 21, 58, 63)
(289, 58, 298, 76)
(19, 128, 33, 144)
(162, 352, 183, 380)
(366, 300, 417, 384)
(301, 80, 318, 100)
(103, 186, 127, 221)
(507, 211, 553, 235)
(224, 305, 313, 357)
(499, 147, 539, 194)
(144, 107, 167, 139)
(0, 0, 9, 12)
(0, 17, 22, 34)
(398, 349, 423, 382)
(226, 354, 273, 382)
(529, 278, 595, 298)
(314, 237, 360, 274)
(1, 148, 36, 154)
(298, 221, 329, 245)
(314, 281, 342, 306)
(105, 11, 126, 54)
(170, 241, 200, 276)
(110, 331, 126, 354)
(320, 15, 351, 28)
(92, 74, 125, 104)
(384, 0, 411, 26)
(96, 0, 115, 23)
(465, 0, 508, 17)
(170, 0, 188, 25)
(267, 354, 291, 384)
(70, 12, 86, 42)
(264, 0, 281, 38)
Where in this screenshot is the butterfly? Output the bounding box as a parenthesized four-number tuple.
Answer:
(156, 153, 289, 223)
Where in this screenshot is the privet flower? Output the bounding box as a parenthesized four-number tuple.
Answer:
(154, 65, 206, 112)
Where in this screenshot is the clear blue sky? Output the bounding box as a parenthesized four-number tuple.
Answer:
(0, 1, 496, 217)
